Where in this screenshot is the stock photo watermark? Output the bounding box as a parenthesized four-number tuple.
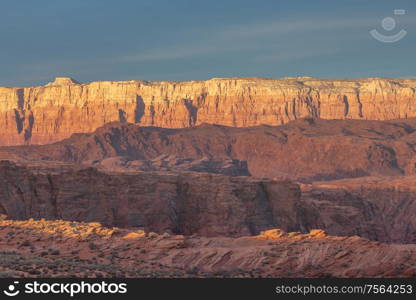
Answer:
(2, 281, 128, 297)
(370, 9, 407, 43)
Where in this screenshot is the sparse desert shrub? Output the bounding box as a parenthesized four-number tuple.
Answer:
(88, 242, 98, 250)
(0, 270, 19, 278)
(147, 232, 158, 239)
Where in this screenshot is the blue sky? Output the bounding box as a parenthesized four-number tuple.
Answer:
(0, 0, 415, 86)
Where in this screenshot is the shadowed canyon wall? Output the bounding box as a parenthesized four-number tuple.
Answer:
(1, 76, 416, 145)
(0, 161, 301, 237)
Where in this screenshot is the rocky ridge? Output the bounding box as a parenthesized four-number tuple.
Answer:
(0, 160, 300, 236)
(2, 159, 416, 243)
(1, 77, 416, 145)
(4, 118, 416, 181)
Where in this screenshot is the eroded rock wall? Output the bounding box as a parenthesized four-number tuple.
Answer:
(1, 77, 416, 145)
(0, 161, 301, 236)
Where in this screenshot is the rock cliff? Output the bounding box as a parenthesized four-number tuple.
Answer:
(0, 161, 301, 236)
(2, 160, 416, 243)
(299, 176, 416, 243)
(1, 77, 416, 145)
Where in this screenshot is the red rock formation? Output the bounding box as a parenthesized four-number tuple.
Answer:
(1, 220, 416, 278)
(0, 161, 301, 236)
(2, 119, 416, 243)
(6, 118, 416, 181)
(1, 77, 416, 145)
(2, 160, 416, 243)
(300, 176, 416, 243)
(90, 155, 251, 176)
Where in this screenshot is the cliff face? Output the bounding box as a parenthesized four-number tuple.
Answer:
(3, 160, 416, 243)
(0, 161, 301, 237)
(1, 76, 416, 145)
(300, 176, 416, 243)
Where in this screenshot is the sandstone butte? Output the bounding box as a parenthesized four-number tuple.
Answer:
(1, 76, 416, 145)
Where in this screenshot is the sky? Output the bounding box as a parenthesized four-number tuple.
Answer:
(0, 0, 415, 86)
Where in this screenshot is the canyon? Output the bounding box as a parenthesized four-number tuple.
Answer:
(1, 76, 416, 146)
(0, 160, 301, 236)
(1, 76, 416, 278)
(1, 118, 416, 244)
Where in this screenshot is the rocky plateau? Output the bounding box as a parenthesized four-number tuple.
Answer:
(1, 76, 416, 146)
(1, 77, 416, 278)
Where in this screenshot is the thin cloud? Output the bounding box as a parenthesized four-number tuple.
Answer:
(254, 47, 340, 63)
(118, 15, 416, 63)
(220, 15, 416, 38)
(119, 44, 240, 62)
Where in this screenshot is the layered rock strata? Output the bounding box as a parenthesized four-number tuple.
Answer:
(1, 77, 416, 145)
(0, 161, 300, 236)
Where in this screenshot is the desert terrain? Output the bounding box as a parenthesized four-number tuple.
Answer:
(1, 77, 416, 277)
